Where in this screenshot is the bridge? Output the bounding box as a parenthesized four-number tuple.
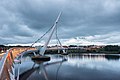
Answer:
(0, 12, 67, 80)
(0, 47, 35, 80)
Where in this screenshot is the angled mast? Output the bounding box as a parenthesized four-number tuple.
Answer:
(39, 12, 62, 55)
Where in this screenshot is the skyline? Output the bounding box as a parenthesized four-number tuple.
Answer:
(0, 0, 120, 45)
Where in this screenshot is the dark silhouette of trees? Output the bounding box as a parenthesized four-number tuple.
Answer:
(104, 45, 120, 51)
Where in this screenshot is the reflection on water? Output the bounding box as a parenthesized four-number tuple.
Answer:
(18, 54, 120, 80)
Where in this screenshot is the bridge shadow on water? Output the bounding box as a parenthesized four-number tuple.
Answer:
(17, 54, 120, 80)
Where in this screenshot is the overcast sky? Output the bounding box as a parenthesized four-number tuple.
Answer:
(0, 0, 120, 45)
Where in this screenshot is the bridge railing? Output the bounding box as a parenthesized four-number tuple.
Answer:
(0, 47, 35, 80)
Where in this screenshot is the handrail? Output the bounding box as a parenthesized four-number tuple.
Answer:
(0, 47, 35, 80)
(0, 49, 9, 78)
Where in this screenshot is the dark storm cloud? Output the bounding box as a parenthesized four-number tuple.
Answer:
(0, 0, 120, 44)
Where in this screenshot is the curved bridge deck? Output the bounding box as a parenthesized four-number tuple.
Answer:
(0, 47, 35, 80)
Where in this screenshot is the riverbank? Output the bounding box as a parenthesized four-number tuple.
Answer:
(44, 49, 120, 54)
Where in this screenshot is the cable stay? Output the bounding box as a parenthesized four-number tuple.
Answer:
(55, 25, 66, 54)
(39, 12, 62, 56)
(32, 12, 63, 61)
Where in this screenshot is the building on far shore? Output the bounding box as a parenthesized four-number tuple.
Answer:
(84, 45, 104, 51)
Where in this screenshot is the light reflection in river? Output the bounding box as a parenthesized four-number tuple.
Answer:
(18, 54, 120, 80)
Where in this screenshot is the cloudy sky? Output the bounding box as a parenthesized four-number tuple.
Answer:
(0, 0, 120, 45)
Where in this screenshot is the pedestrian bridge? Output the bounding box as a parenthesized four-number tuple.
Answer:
(0, 12, 66, 80)
(0, 47, 35, 80)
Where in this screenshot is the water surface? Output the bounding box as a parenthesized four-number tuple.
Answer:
(17, 54, 120, 80)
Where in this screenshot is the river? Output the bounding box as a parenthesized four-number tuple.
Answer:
(15, 53, 120, 80)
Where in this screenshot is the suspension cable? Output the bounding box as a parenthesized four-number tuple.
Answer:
(22, 25, 53, 52)
(55, 25, 61, 46)
(30, 26, 53, 47)
(55, 25, 59, 50)
(55, 25, 66, 54)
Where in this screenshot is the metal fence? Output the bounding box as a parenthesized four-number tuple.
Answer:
(0, 47, 35, 80)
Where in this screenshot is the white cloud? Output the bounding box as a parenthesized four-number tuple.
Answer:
(60, 32, 120, 45)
